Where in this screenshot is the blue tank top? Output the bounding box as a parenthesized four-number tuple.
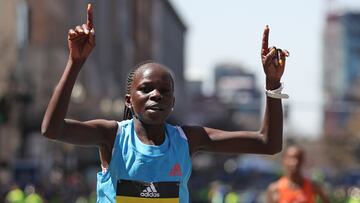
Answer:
(96, 119, 192, 203)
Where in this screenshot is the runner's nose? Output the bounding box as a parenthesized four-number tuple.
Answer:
(149, 89, 162, 101)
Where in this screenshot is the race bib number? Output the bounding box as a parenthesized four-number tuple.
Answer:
(116, 179, 179, 203)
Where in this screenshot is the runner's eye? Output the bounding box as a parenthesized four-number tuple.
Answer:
(139, 85, 152, 93)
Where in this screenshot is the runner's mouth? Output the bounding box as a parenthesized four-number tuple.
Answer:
(147, 106, 164, 111)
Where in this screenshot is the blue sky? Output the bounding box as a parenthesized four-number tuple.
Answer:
(170, 0, 360, 138)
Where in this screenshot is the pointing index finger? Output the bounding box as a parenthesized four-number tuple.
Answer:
(261, 25, 269, 56)
(87, 3, 93, 29)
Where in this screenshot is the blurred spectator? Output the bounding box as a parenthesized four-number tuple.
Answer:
(224, 189, 241, 203)
(5, 184, 25, 203)
(23, 184, 43, 203)
(0, 166, 12, 202)
(348, 187, 360, 203)
(266, 145, 329, 203)
(208, 181, 227, 203)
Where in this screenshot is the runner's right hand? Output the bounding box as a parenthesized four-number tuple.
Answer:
(68, 4, 95, 62)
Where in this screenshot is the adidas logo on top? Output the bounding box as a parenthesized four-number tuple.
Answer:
(140, 183, 160, 198)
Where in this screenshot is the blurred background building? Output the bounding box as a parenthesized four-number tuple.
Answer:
(323, 11, 360, 137)
(322, 10, 360, 171)
(214, 64, 261, 130)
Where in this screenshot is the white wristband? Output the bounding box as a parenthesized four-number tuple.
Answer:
(265, 82, 289, 99)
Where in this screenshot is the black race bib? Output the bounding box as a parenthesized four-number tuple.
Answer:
(116, 179, 180, 203)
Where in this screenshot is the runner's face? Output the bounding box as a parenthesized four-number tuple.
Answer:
(283, 147, 304, 175)
(127, 64, 174, 124)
